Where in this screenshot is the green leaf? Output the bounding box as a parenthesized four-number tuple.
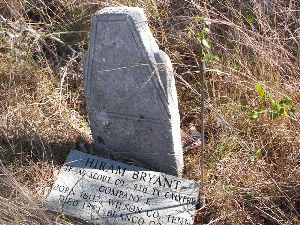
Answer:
(271, 100, 279, 110)
(279, 107, 288, 116)
(257, 108, 267, 114)
(200, 49, 207, 57)
(250, 108, 266, 120)
(279, 98, 293, 106)
(289, 108, 296, 115)
(187, 30, 193, 38)
(271, 112, 279, 119)
(255, 148, 261, 160)
(202, 39, 211, 49)
(246, 14, 255, 25)
(256, 83, 265, 100)
(205, 54, 220, 63)
(196, 31, 203, 41)
(194, 15, 200, 24)
(249, 111, 259, 120)
(210, 54, 220, 61)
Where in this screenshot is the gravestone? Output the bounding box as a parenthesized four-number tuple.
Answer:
(46, 150, 199, 225)
(84, 7, 183, 176)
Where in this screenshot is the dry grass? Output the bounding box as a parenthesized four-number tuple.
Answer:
(0, 0, 299, 224)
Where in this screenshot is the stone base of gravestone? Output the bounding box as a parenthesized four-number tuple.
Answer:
(45, 150, 199, 225)
(84, 7, 183, 176)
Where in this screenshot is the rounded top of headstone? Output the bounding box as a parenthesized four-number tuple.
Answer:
(95, 7, 148, 23)
(98, 7, 143, 15)
(93, 6, 157, 52)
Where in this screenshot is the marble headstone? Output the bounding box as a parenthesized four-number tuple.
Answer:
(46, 150, 199, 225)
(84, 7, 183, 176)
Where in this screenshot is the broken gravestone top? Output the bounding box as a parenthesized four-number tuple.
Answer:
(84, 7, 183, 176)
(45, 150, 199, 225)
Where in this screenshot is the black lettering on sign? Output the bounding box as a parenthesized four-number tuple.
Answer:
(85, 158, 126, 176)
(89, 171, 112, 184)
(53, 184, 75, 195)
(132, 171, 182, 190)
(81, 202, 102, 214)
(146, 198, 151, 205)
(58, 195, 79, 207)
(108, 199, 143, 213)
(152, 188, 161, 197)
(80, 191, 103, 202)
(98, 185, 141, 202)
(133, 183, 148, 193)
(64, 165, 73, 172)
(72, 168, 86, 176)
(107, 209, 117, 217)
(164, 191, 196, 205)
(107, 210, 145, 225)
(146, 210, 160, 219)
(114, 178, 125, 186)
(166, 215, 192, 225)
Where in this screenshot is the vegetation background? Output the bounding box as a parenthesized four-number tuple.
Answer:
(0, 0, 299, 224)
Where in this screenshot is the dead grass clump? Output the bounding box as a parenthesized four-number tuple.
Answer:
(0, 161, 53, 225)
(1, 1, 93, 223)
(147, 0, 300, 224)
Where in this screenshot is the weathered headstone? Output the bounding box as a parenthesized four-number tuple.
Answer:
(46, 150, 199, 225)
(84, 7, 183, 176)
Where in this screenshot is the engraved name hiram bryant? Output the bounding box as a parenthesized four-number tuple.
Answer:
(46, 150, 199, 225)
